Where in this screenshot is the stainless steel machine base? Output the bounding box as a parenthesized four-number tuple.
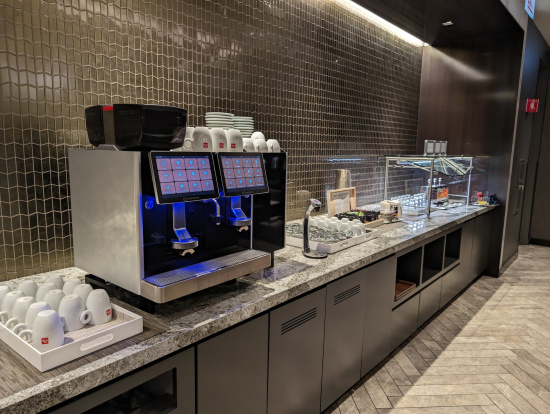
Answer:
(140, 249, 272, 303)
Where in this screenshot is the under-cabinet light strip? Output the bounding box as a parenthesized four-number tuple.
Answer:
(332, 0, 427, 47)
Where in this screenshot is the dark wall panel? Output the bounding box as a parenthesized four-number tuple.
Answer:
(417, 36, 524, 275)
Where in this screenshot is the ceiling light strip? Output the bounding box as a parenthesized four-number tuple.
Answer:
(332, 0, 426, 47)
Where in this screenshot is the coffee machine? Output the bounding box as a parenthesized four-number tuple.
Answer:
(69, 105, 286, 306)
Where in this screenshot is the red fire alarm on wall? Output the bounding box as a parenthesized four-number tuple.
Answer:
(526, 99, 539, 112)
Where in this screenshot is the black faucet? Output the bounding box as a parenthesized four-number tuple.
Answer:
(303, 199, 328, 259)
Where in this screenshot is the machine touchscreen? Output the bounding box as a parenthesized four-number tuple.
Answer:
(217, 153, 269, 196)
(149, 152, 219, 204)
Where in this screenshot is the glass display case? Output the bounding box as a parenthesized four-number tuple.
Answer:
(382, 156, 485, 217)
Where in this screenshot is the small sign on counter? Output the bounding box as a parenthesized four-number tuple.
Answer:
(526, 99, 539, 113)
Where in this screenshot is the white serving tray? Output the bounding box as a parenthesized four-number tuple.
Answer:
(286, 229, 378, 254)
(0, 304, 143, 372)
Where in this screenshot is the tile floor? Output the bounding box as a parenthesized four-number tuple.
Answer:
(325, 244, 550, 414)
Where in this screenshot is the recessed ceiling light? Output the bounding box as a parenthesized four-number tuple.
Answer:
(442, 21, 454, 27)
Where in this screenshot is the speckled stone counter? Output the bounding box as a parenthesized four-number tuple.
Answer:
(0, 206, 493, 413)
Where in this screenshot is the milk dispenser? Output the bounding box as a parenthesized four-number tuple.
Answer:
(69, 105, 286, 307)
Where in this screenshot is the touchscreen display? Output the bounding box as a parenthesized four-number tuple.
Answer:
(149, 152, 219, 204)
(217, 153, 269, 196)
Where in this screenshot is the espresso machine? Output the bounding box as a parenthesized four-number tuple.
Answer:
(69, 104, 286, 307)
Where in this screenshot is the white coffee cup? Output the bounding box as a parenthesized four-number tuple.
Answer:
(0, 290, 25, 323)
(5, 296, 35, 331)
(330, 217, 339, 223)
(62, 279, 83, 295)
(73, 284, 94, 306)
(59, 294, 92, 332)
(226, 129, 243, 152)
(184, 127, 195, 139)
(309, 218, 318, 228)
(86, 289, 113, 325)
(46, 275, 64, 290)
(254, 140, 268, 152)
(192, 127, 213, 152)
(328, 221, 340, 231)
(0, 286, 11, 308)
(317, 218, 329, 228)
(210, 128, 228, 152)
(242, 138, 256, 152)
(338, 222, 351, 232)
(17, 280, 38, 298)
(266, 139, 281, 153)
(43, 289, 65, 312)
(18, 309, 65, 352)
(351, 224, 364, 236)
(36, 283, 56, 301)
(23, 301, 51, 330)
(251, 131, 266, 142)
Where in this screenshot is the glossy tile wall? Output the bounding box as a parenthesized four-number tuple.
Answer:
(0, 0, 422, 280)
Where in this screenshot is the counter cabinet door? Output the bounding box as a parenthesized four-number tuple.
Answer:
(197, 314, 268, 414)
(49, 347, 195, 414)
(321, 269, 367, 411)
(268, 288, 326, 414)
(361, 255, 396, 377)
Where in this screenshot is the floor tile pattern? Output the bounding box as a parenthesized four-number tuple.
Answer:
(325, 244, 550, 414)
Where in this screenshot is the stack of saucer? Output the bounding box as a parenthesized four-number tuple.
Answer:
(233, 116, 254, 139)
(205, 112, 234, 129)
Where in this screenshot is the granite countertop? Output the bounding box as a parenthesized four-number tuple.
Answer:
(0, 205, 493, 413)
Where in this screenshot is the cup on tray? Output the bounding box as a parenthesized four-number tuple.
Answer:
(192, 127, 213, 152)
(43, 289, 65, 312)
(17, 280, 38, 298)
(266, 139, 281, 153)
(0, 285, 11, 308)
(73, 284, 94, 306)
(226, 129, 243, 152)
(23, 302, 51, 330)
(86, 289, 113, 325)
(36, 283, 56, 302)
(242, 138, 255, 152)
(46, 275, 64, 290)
(253, 139, 268, 152)
(18, 309, 65, 352)
(62, 279, 83, 295)
(210, 128, 228, 152)
(59, 294, 92, 332)
(4, 296, 35, 332)
(0, 290, 25, 323)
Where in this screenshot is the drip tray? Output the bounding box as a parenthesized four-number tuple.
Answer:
(141, 250, 271, 303)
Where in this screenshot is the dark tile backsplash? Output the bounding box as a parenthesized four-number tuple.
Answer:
(0, 0, 422, 280)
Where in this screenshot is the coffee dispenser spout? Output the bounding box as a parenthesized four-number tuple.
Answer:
(171, 203, 199, 250)
(202, 199, 222, 225)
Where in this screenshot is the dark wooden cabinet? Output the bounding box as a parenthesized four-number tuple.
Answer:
(197, 315, 268, 414)
(321, 269, 367, 411)
(268, 288, 326, 414)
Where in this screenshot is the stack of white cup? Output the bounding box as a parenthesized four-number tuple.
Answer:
(0, 276, 113, 352)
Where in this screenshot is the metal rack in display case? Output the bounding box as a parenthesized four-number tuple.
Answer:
(382, 156, 484, 218)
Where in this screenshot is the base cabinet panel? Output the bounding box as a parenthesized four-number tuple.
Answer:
(361, 256, 396, 376)
(388, 294, 420, 351)
(197, 315, 268, 414)
(440, 265, 464, 306)
(472, 212, 493, 276)
(418, 278, 442, 327)
(51, 348, 195, 414)
(268, 288, 326, 414)
(321, 270, 367, 411)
